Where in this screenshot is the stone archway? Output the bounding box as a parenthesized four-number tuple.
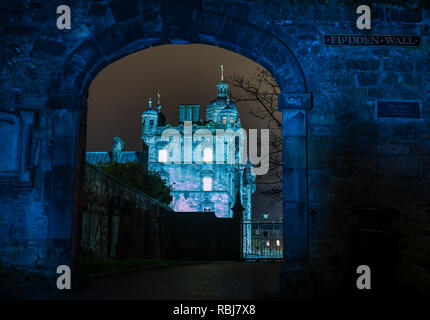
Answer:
(48, 1, 311, 287)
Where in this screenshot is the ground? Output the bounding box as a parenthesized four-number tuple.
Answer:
(41, 262, 282, 300)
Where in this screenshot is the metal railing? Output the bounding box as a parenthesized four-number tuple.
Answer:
(242, 219, 283, 262)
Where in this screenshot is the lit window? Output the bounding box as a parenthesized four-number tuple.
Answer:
(266, 241, 270, 247)
(230, 118, 234, 124)
(202, 177, 212, 191)
(203, 148, 213, 163)
(158, 149, 168, 163)
(222, 117, 226, 124)
(276, 240, 280, 247)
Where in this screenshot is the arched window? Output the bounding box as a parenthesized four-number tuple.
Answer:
(203, 148, 213, 163)
(222, 117, 226, 124)
(230, 118, 234, 124)
(202, 177, 212, 191)
(158, 149, 168, 163)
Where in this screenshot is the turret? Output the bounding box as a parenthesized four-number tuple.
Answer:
(206, 65, 239, 123)
(142, 97, 158, 136)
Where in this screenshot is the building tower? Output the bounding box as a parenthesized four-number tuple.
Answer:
(206, 65, 238, 123)
(142, 97, 158, 136)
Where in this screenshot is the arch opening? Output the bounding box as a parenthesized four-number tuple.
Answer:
(48, 15, 308, 289)
(83, 43, 285, 262)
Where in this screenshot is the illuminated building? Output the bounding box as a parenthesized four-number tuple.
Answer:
(87, 66, 256, 222)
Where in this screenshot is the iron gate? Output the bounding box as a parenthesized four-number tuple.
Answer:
(242, 219, 283, 262)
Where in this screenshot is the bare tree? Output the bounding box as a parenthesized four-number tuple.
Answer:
(228, 68, 283, 202)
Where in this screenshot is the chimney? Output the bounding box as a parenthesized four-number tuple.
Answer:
(193, 105, 200, 122)
(179, 105, 185, 123)
(186, 105, 193, 121)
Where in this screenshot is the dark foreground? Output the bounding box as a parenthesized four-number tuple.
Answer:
(48, 262, 282, 300)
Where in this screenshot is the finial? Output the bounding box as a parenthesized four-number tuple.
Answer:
(220, 64, 224, 82)
(157, 91, 161, 105)
(226, 96, 230, 105)
(148, 97, 152, 109)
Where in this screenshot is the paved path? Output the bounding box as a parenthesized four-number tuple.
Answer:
(54, 262, 282, 300)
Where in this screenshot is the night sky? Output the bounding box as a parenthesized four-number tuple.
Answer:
(86, 44, 282, 218)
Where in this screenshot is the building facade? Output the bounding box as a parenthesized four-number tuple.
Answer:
(87, 68, 256, 221)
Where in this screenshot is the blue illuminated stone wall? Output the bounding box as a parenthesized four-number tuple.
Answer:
(0, 0, 429, 297)
(142, 120, 255, 219)
(162, 164, 236, 218)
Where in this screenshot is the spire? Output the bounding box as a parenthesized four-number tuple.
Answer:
(216, 65, 228, 98)
(232, 190, 244, 221)
(148, 97, 152, 109)
(156, 91, 162, 113)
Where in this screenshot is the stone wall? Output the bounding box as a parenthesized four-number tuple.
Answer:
(82, 163, 241, 261)
(273, 1, 430, 297)
(81, 163, 173, 260)
(0, 0, 429, 298)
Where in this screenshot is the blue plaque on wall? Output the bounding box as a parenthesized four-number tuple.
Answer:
(377, 100, 421, 119)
